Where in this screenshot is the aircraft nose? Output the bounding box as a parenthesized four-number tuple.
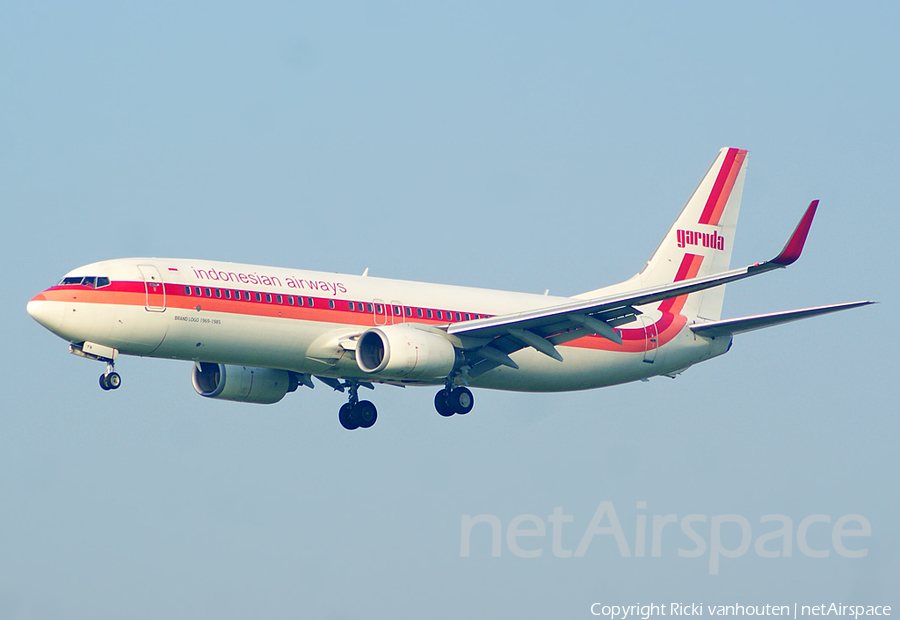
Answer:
(27, 294, 64, 332)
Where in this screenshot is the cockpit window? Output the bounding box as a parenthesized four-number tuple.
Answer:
(59, 275, 111, 288)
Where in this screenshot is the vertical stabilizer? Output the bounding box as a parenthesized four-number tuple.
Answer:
(577, 147, 748, 321)
(645, 147, 747, 320)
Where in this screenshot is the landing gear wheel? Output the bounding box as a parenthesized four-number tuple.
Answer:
(99, 372, 121, 391)
(355, 400, 377, 428)
(449, 387, 473, 414)
(106, 372, 121, 390)
(434, 390, 454, 417)
(339, 402, 360, 430)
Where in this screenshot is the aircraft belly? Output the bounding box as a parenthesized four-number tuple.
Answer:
(151, 310, 346, 373)
(469, 329, 720, 392)
(50, 302, 167, 356)
(470, 347, 654, 392)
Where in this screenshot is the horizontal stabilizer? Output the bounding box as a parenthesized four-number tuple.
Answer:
(689, 301, 874, 337)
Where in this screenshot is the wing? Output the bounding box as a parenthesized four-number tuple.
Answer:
(447, 201, 824, 377)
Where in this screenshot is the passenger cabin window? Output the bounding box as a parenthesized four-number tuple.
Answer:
(349, 301, 355, 311)
(307, 298, 314, 307)
(266, 293, 272, 303)
(225, 290, 232, 299)
(216, 289, 222, 298)
(277, 294, 283, 304)
(255, 292, 262, 302)
(245, 291, 252, 301)
(426, 309, 433, 319)
(328, 300, 335, 309)
(185, 286, 192, 295)
(205, 288, 211, 297)
(406, 307, 412, 317)
(195, 287, 202, 296)
(416, 308, 423, 318)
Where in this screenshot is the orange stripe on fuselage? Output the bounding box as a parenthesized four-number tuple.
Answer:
(38, 280, 693, 354)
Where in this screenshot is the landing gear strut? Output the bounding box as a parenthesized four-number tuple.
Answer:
(99, 362, 121, 391)
(435, 386, 474, 417)
(337, 381, 377, 430)
(69, 343, 121, 392)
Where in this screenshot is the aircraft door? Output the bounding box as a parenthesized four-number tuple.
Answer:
(137, 264, 166, 312)
(642, 316, 658, 363)
(390, 301, 404, 324)
(373, 299, 388, 325)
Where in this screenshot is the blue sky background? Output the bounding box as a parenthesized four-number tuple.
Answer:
(2, 2, 897, 618)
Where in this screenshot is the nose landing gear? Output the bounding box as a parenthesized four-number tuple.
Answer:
(69, 342, 122, 391)
(99, 362, 121, 391)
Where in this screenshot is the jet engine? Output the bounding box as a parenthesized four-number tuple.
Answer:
(192, 362, 299, 404)
(356, 324, 457, 380)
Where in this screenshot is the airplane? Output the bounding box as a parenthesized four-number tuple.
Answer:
(26, 147, 872, 430)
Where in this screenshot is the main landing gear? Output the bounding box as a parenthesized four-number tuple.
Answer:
(434, 386, 474, 417)
(99, 362, 122, 391)
(325, 378, 474, 430)
(338, 381, 377, 431)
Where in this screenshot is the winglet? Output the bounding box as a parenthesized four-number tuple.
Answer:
(771, 200, 818, 266)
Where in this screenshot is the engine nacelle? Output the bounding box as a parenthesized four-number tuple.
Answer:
(192, 363, 299, 404)
(356, 324, 457, 380)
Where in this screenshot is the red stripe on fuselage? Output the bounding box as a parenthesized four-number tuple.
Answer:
(39, 282, 489, 328)
(39, 278, 694, 354)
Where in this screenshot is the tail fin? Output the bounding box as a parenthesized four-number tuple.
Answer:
(577, 147, 748, 321)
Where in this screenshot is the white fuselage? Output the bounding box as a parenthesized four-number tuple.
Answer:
(27, 257, 730, 392)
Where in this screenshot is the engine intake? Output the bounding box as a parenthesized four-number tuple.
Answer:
(192, 363, 299, 404)
(356, 324, 457, 380)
